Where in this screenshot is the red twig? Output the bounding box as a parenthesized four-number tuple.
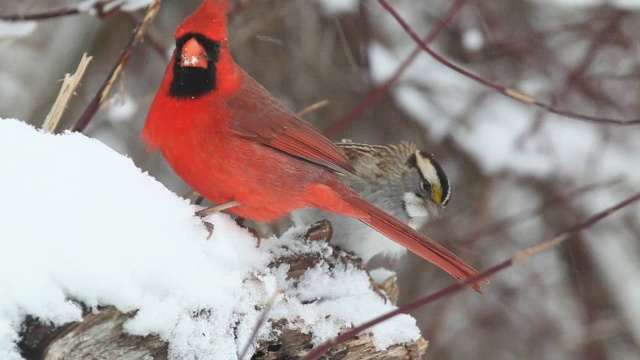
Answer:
(323, 0, 469, 137)
(228, 0, 251, 20)
(376, 0, 640, 126)
(303, 191, 640, 360)
(520, 11, 626, 142)
(461, 177, 623, 245)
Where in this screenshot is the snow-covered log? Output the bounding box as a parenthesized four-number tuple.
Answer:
(18, 221, 427, 359)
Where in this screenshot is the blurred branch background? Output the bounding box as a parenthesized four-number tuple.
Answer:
(2, 0, 640, 358)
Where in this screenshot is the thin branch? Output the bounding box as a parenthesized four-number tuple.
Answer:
(238, 287, 281, 360)
(376, 0, 640, 126)
(228, 0, 251, 20)
(42, 53, 93, 133)
(71, 0, 161, 133)
(461, 177, 624, 245)
(195, 200, 242, 218)
(296, 99, 330, 117)
(323, 0, 469, 137)
(303, 191, 640, 360)
(124, 12, 167, 58)
(0, 0, 125, 21)
(518, 11, 626, 143)
(134, 0, 250, 61)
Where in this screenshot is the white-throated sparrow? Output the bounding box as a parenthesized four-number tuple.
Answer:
(293, 140, 451, 263)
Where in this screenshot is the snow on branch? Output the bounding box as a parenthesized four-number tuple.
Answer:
(0, 0, 153, 22)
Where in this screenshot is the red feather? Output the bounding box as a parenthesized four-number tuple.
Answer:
(226, 73, 357, 177)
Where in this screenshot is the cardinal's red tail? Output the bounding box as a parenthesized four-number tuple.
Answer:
(312, 177, 487, 291)
(351, 194, 485, 290)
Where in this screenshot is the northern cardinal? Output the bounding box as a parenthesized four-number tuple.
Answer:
(143, 0, 484, 289)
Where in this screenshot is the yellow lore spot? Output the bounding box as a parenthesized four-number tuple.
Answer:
(432, 184, 442, 204)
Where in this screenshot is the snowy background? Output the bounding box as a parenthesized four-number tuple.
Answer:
(2, 0, 640, 359)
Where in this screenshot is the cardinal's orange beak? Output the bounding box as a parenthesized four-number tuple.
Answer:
(180, 38, 208, 69)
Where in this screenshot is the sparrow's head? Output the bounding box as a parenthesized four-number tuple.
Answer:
(335, 140, 451, 228)
(170, 0, 230, 98)
(404, 150, 451, 224)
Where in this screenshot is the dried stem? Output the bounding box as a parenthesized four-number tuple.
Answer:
(303, 191, 640, 360)
(71, 0, 161, 133)
(238, 287, 281, 360)
(42, 53, 93, 133)
(297, 99, 330, 117)
(124, 12, 168, 58)
(195, 200, 242, 218)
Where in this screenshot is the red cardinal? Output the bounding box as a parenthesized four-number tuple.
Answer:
(143, 0, 484, 290)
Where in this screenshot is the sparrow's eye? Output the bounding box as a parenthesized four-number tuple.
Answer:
(420, 180, 431, 194)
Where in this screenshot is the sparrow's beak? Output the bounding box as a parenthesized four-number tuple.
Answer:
(180, 38, 208, 69)
(429, 203, 444, 220)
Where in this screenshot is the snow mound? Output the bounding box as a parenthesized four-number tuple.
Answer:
(0, 119, 420, 359)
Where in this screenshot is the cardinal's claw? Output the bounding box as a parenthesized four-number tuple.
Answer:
(303, 219, 333, 242)
(245, 227, 261, 247)
(203, 221, 214, 240)
(371, 284, 389, 303)
(234, 216, 261, 247)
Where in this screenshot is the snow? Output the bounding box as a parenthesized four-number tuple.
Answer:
(586, 225, 640, 347)
(270, 262, 419, 350)
(368, 41, 401, 84)
(120, 0, 154, 11)
(368, 40, 478, 141)
(462, 28, 484, 52)
(316, 0, 359, 16)
(454, 98, 552, 176)
(0, 21, 37, 40)
(532, 0, 640, 9)
(77, 0, 152, 14)
(369, 268, 397, 284)
(106, 94, 138, 123)
(0, 119, 421, 359)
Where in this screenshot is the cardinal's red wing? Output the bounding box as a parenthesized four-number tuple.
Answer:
(225, 71, 356, 177)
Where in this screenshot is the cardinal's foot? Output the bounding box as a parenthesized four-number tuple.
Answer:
(371, 271, 399, 304)
(203, 221, 214, 240)
(234, 216, 261, 246)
